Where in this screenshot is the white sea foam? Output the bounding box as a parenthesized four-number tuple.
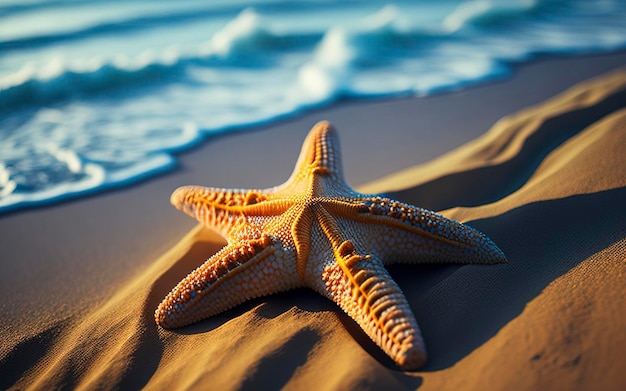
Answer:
(207, 8, 265, 57)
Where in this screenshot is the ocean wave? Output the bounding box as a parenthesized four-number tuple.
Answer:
(0, 53, 184, 111)
(442, 0, 541, 33)
(0, 113, 201, 213)
(0, 151, 174, 213)
(0, 8, 322, 111)
(0, 5, 235, 52)
(0, 0, 337, 53)
(10, 1, 618, 113)
(298, 5, 455, 99)
(197, 8, 319, 60)
(0, 0, 77, 18)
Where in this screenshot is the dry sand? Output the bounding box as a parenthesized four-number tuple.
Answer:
(1, 52, 625, 390)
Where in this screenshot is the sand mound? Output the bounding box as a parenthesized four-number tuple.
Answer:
(360, 68, 626, 212)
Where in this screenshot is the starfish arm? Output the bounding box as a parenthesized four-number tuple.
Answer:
(324, 197, 507, 265)
(155, 233, 299, 329)
(318, 240, 427, 370)
(310, 204, 426, 369)
(170, 185, 291, 237)
(277, 121, 350, 197)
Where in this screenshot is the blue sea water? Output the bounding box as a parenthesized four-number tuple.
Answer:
(1, 0, 625, 213)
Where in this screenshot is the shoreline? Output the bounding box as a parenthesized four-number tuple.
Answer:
(2, 50, 626, 218)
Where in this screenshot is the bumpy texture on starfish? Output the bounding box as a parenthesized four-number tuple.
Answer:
(155, 121, 506, 370)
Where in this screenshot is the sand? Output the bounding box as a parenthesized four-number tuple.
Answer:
(1, 52, 625, 390)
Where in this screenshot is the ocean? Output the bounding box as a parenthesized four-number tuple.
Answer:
(1, 0, 625, 213)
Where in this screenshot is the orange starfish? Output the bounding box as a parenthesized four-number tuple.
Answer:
(155, 121, 506, 370)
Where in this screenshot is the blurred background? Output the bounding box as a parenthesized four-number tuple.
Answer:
(1, 0, 625, 213)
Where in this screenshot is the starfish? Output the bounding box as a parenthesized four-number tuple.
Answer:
(155, 121, 506, 370)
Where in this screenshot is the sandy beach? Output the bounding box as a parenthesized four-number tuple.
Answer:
(1, 51, 626, 390)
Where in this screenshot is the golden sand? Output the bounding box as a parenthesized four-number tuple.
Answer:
(2, 66, 625, 390)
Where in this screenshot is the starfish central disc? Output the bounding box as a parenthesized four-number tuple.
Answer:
(155, 121, 506, 370)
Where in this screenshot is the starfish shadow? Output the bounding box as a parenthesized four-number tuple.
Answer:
(147, 235, 239, 335)
(0, 320, 69, 389)
(149, 271, 323, 388)
(115, 300, 166, 390)
(392, 187, 626, 371)
(238, 326, 320, 390)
